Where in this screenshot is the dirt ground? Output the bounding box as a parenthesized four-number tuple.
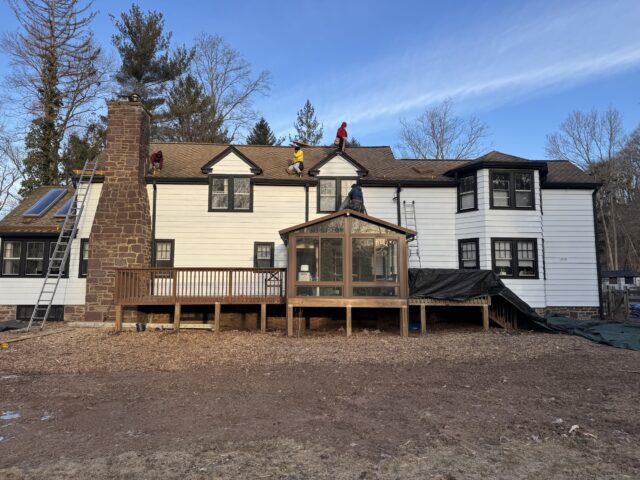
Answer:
(1, 324, 639, 479)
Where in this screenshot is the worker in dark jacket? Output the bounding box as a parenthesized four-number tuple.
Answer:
(340, 183, 365, 213)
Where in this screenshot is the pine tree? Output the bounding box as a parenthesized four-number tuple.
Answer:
(60, 121, 106, 182)
(111, 4, 193, 117)
(347, 137, 361, 147)
(290, 100, 323, 145)
(246, 118, 282, 145)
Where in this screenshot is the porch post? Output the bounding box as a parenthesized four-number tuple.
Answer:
(420, 304, 426, 336)
(400, 305, 409, 337)
(287, 305, 294, 337)
(346, 305, 352, 337)
(482, 304, 489, 331)
(174, 303, 181, 330)
(214, 302, 221, 333)
(260, 303, 267, 333)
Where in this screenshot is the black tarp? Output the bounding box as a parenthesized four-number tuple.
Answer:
(408, 268, 640, 351)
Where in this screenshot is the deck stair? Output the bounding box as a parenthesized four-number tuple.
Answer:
(26, 156, 99, 331)
(403, 200, 422, 267)
(488, 296, 519, 330)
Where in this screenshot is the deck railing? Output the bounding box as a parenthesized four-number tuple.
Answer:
(115, 267, 286, 305)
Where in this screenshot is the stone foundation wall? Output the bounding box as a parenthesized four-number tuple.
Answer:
(0, 305, 16, 321)
(85, 100, 152, 323)
(63, 305, 86, 322)
(535, 307, 601, 321)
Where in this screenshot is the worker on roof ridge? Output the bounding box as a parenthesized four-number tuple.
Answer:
(287, 145, 304, 177)
(335, 122, 348, 152)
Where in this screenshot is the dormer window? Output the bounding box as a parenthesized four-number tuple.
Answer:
(490, 170, 534, 209)
(208, 176, 253, 212)
(457, 173, 477, 211)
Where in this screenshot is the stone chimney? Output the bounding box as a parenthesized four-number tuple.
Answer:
(85, 99, 152, 322)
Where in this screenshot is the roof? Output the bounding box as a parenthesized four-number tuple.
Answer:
(602, 270, 640, 278)
(146, 143, 597, 187)
(0, 186, 72, 234)
(278, 209, 417, 242)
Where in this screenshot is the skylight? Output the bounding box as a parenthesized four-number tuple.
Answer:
(23, 189, 67, 217)
(54, 197, 74, 218)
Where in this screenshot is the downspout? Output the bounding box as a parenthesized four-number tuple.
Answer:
(396, 185, 402, 226)
(592, 189, 604, 319)
(304, 183, 309, 222)
(151, 180, 157, 266)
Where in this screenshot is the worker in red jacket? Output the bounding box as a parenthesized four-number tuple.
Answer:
(335, 122, 348, 152)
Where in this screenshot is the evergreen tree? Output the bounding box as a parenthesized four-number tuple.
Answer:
(158, 75, 229, 142)
(346, 136, 361, 147)
(60, 121, 106, 182)
(290, 100, 323, 145)
(246, 118, 282, 145)
(111, 4, 193, 117)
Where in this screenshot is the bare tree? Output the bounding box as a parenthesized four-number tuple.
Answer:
(192, 33, 271, 142)
(545, 108, 637, 270)
(0, 127, 24, 218)
(399, 99, 490, 159)
(1, 0, 110, 190)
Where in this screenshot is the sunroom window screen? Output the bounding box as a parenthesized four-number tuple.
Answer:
(352, 238, 398, 283)
(295, 238, 343, 283)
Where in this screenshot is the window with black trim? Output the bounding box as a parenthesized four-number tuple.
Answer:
(492, 238, 538, 278)
(490, 170, 534, 209)
(79, 239, 89, 277)
(458, 238, 479, 269)
(153, 240, 174, 268)
(458, 174, 476, 211)
(208, 176, 253, 211)
(608, 277, 617, 285)
(1, 237, 69, 277)
(317, 178, 357, 213)
(254, 242, 275, 268)
(624, 277, 634, 285)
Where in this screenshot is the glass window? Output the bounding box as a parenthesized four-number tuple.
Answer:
(351, 218, 396, 235)
(295, 238, 343, 283)
(353, 286, 398, 297)
(624, 276, 633, 285)
(319, 179, 336, 212)
(254, 242, 274, 268)
(154, 240, 174, 268)
(54, 198, 74, 218)
(493, 241, 512, 277)
(352, 238, 398, 283)
(459, 175, 476, 211)
(515, 173, 533, 207)
(79, 239, 89, 277)
(25, 242, 45, 275)
(297, 286, 342, 296)
(492, 173, 511, 207)
(516, 241, 536, 277)
(233, 178, 251, 210)
(23, 188, 67, 217)
(3, 241, 21, 275)
(459, 239, 478, 269)
(210, 178, 228, 209)
(299, 217, 344, 233)
(608, 277, 617, 285)
(340, 179, 353, 206)
(49, 242, 66, 276)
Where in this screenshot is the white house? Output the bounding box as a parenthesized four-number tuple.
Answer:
(0, 100, 603, 326)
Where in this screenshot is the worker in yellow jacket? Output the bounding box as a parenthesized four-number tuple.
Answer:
(287, 146, 304, 176)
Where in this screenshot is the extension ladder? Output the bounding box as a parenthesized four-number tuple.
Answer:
(26, 156, 99, 331)
(403, 200, 422, 268)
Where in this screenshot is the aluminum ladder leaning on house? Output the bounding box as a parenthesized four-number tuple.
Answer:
(26, 157, 100, 331)
(403, 200, 422, 268)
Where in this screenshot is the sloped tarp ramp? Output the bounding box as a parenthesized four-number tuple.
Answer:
(408, 268, 640, 351)
(408, 268, 542, 328)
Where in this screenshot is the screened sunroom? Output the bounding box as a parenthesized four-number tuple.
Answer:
(279, 210, 416, 336)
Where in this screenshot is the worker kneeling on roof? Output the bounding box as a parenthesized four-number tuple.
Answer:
(287, 145, 304, 176)
(340, 183, 365, 213)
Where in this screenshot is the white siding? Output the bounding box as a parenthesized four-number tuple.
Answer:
(0, 184, 102, 306)
(316, 156, 359, 177)
(151, 183, 307, 268)
(207, 152, 254, 175)
(542, 189, 599, 306)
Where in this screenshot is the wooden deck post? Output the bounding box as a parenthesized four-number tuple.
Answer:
(346, 305, 352, 337)
(214, 302, 221, 333)
(420, 304, 426, 336)
(174, 303, 181, 331)
(260, 303, 267, 333)
(287, 305, 294, 337)
(400, 306, 409, 337)
(482, 304, 489, 331)
(115, 304, 123, 332)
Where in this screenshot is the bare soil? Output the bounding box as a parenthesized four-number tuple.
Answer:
(1, 325, 639, 479)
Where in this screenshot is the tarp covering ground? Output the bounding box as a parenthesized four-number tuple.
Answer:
(408, 268, 640, 351)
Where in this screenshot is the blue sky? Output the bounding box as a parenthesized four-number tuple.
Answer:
(1, 0, 639, 158)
